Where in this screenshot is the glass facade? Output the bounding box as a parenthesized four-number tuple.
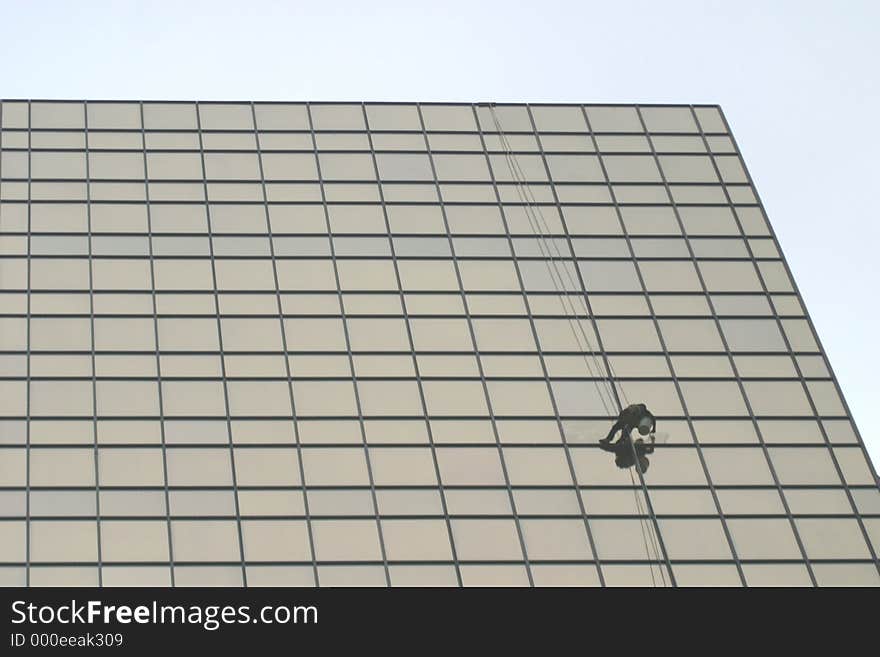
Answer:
(0, 100, 877, 587)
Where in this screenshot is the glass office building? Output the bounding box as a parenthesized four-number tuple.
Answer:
(0, 100, 877, 587)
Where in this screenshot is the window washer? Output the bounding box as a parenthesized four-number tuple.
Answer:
(599, 403, 656, 472)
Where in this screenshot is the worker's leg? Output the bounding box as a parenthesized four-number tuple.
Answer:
(618, 447, 636, 469)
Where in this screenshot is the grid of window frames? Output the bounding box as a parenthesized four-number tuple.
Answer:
(0, 100, 878, 588)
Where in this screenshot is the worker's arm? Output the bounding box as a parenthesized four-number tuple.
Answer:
(598, 438, 616, 453)
(601, 419, 623, 444)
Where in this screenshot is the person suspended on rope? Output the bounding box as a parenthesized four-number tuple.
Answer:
(598, 403, 656, 472)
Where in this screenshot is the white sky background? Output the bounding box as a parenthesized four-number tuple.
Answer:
(1, 0, 878, 468)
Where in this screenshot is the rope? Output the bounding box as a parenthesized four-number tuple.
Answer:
(488, 107, 620, 416)
(629, 437, 669, 587)
(629, 467, 658, 587)
(489, 105, 671, 586)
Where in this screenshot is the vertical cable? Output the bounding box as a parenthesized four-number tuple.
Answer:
(628, 467, 657, 587)
(139, 102, 177, 586)
(568, 104, 678, 586)
(620, 105, 749, 586)
(474, 104, 606, 586)
(487, 106, 621, 415)
(83, 102, 104, 585)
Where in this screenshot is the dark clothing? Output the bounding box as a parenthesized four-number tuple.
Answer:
(603, 404, 656, 441)
(604, 418, 627, 444)
(599, 404, 657, 472)
(599, 433, 654, 472)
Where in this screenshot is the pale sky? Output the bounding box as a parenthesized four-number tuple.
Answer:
(1, 0, 878, 467)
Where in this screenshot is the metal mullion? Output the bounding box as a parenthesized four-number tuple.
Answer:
(10, 180, 769, 190)
(471, 104, 606, 587)
(2, 441, 859, 449)
(9, 512, 874, 521)
(416, 103, 535, 587)
(139, 101, 177, 586)
(8, 411, 854, 421)
(6, 438, 833, 447)
(8, 288, 810, 298)
(636, 105, 817, 585)
(11, 511, 874, 519)
(4, 376, 839, 383)
(11, 482, 874, 491)
(250, 101, 320, 587)
(0, 314, 820, 323)
(3, 556, 874, 567)
(83, 102, 105, 585)
(21, 101, 33, 586)
(0, 255, 799, 264)
(194, 103, 248, 587)
(361, 103, 463, 587)
(305, 103, 391, 587)
(529, 103, 678, 586)
(695, 105, 880, 578)
(15, 441, 855, 450)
